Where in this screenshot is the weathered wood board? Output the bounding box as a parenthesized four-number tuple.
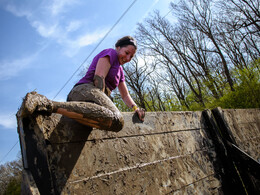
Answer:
(18, 111, 224, 194)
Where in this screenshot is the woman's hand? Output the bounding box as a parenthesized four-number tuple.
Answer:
(118, 82, 145, 122)
(136, 108, 145, 122)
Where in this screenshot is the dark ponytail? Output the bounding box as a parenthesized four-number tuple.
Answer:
(115, 36, 137, 49)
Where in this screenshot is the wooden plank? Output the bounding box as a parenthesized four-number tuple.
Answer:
(62, 150, 220, 195)
(212, 108, 260, 194)
(218, 108, 260, 161)
(37, 111, 206, 143)
(18, 110, 226, 194)
(47, 128, 217, 193)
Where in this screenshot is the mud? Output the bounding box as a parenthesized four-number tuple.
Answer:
(217, 108, 260, 162)
(20, 170, 40, 195)
(59, 83, 124, 131)
(17, 107, 260, 194)
(17, 109, 223, 194)
(21, 91, 53, 116)
(22, 83, 124, 132)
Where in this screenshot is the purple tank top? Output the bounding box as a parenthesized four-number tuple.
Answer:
(76, 48, 125, 91)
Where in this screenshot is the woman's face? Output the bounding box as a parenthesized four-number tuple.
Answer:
(116, 45, 136, 65)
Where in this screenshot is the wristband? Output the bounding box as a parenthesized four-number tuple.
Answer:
(132, 105, 138, 111)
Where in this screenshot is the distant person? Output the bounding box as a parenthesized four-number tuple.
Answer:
(21, 36, 145, 131)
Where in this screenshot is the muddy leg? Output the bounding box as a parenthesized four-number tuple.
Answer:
(63, 83, 124, 131)
(54, 101, 123, 131)
(21, 91, 54, 116)
(21, 84, 124, 132)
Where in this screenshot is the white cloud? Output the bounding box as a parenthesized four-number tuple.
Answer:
(49, 0, 79, 16)
(30, 20, 107, 57)
(0, 56, 35, 80)
(77, 30, 107, 47)
(0, 113, 17, 129)
(62, 29, 108, 57)
(5, 0, 79, 17)
(31, 21, 59, 38)
(3, 0, 106, 57)
(5, 3, 32, 18)
(66, 20, 82, 32)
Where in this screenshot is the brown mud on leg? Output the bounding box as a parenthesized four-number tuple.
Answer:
(21, 91, 54, 117)
(63, 83, 124, 131)
(55, 102, 123, 131)
(20, 84, 124, 132)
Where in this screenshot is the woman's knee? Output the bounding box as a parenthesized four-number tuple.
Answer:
(108, 112, 124, 132)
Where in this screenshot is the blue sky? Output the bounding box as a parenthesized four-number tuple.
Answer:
(0, 0, 173, 164)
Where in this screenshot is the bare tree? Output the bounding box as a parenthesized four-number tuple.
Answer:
(217, 0, 260, 67)
(137, 11, 207, 106)
(145, 76, 167, 111)
(131, 0, 259, 110)
(171, 0, 235, 91)
(0, 155, 22, 194)
(123, 53, 155, 110)
(219, 0, 260, 34)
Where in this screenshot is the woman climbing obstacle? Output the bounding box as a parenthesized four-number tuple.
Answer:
(21, 36, 145, 132)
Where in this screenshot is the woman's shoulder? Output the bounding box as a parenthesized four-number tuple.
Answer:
(99, 48, 117, 56)
(98, 48, 118, 65)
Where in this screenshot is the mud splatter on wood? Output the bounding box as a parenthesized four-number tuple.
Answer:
(17, 108, 225, 194)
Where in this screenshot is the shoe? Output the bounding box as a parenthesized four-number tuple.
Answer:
(21, 91, 53, 117)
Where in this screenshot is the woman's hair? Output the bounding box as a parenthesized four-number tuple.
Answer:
(115, 36, 137, 49)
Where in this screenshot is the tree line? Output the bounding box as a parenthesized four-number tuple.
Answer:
(0, 155, 22, 195)
(113, 0, 260, 111)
